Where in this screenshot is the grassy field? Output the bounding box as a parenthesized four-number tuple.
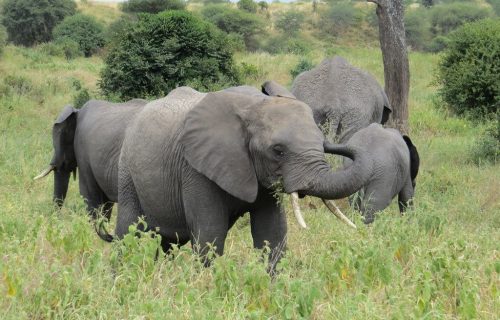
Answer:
(1, 3, 499, 319)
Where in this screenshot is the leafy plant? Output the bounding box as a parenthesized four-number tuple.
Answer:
(99, 11, 240, 100)
(1, 0, 76, 46)
(437, 19, 500, 121)
(275, 10, 305, 36)
(237, 0, 257, 13)
(38, 38, 83, 60)
(53, 14, 106, 57)
(470, 122, 499, 164)
(120, 0, 186, 13)
(290, 58, 314, 79)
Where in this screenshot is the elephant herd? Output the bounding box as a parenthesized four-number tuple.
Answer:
(35, 56, 420, 271)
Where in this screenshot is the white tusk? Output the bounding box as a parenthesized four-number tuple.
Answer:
(290, 192, 307, 229)
(34, 165, 55, 180)
(322, 199, 357, 229)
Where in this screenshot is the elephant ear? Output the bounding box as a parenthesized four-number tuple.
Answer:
(381, 90, 392, 125)
(403, 135, 420, 182)
(51, 105, 78, 168)
(180, 92, 261, 203)
(262, 80, 296, 99)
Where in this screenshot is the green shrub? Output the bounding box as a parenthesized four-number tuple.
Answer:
(99, 11, 240, 100)
(437, 19, 500, 121)
(263, 35, 311, 55)
(426, 35, 449, 53)
(429, 3, 492, 36)
(121, 0, 186, 13)
(258, 1, 268, 12)
(1, 0, 76, 46)
(104, 15, 139, 47)
(237, 0, 257, 13)
(275, 10, 305, 36)
(470, 122, 499, 164)
(320, 2, 362, 36)
(290, 58, 314, 79)
(201, 4, 265, 51)
(0, 25, 6, 56)
(73, 88, 92, 109)
(53, 14, 105, 57)
(404, 8, 431, 51)
(239, 62, 266, 82)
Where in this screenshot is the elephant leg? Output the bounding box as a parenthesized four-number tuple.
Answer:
(78, 167, 108, 219)
(361, 185, 393, 224)
(398, 179, 414, 214)
(250, 192, 287, 275)
(115, 164, 142, 239)
(182, 172, 230, 266)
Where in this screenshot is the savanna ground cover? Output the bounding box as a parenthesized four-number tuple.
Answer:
(0, 1, 499, 319)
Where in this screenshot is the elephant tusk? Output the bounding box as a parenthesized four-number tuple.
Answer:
(322, 199, 357, 229)
(290, 192, 307, 229)
(34, 165, 55, 180)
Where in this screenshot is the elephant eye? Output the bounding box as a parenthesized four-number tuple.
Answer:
(272, 144, 285, 157)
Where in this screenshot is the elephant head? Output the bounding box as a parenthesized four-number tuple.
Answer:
(35, 105, 78, 207)
(180, 91, 370, 227)
(403, 135, 420, 188)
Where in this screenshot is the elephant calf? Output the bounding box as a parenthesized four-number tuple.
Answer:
(35, 99, 147, 219)
(340, 124, 420, 223)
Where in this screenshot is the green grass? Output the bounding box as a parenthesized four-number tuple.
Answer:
(1, 7, 499, 319)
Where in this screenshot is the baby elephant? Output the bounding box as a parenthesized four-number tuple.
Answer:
(341, 124, 420, 223)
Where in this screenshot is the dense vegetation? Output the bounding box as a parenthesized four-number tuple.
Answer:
(1, 0, 76, 46)
(53, 14, 105, 57)
(99, 10, 239, 100)
(0, 1, 498, 318)
(121, 0, 186, 13)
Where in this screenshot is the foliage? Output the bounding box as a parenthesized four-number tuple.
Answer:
(404, 8, 431, 51)
(237, 0, 258, 13)
(53, 14, 105, 57)
(1, 0, 76, 46)
(120, 0, 186, 13)
(38, 38, 83, 60)
(486, 0, 500, 16)
(262, 35, 311, 55)
(437, 19, 500, 121)
(99, 11, 239, 100)
(104, 15, 139, 47)
(201, 4, 265, 51)
(0, 25, 6, 56)
(290, 58, 314, 79)
(320, 2, 362, 36)
(429, 3, 492, 36)
(275, 10, 305, 36)
(470, 122, 499, 165)
(238, 62, 267, 82)
(73, 87, 92, 109)
(258, 1, 268, 11)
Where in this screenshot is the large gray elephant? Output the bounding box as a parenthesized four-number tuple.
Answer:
(35, 99, 147, 218)
(340, 123, 420, 224)
(290, 56, 392, 142)
(97, 86, 371, 270)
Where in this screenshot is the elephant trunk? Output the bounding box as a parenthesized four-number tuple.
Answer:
(53, 169, 71, 208)
(300, 142, 371, 200)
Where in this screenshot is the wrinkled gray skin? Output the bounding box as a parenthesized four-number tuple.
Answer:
(341, 124, 420, 223)
(290, 56, 392, 142)
(44, 99, 147, 218)
(99, 86, 371, 272)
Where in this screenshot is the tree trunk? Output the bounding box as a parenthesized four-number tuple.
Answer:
(368, 0, 410, 135)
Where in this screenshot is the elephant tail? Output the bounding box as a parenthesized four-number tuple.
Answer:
(95, 218, 115, 243)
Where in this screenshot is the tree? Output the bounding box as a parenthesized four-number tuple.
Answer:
(276, 11, 305, 36)
(367, 0, 410, 134)
(237, 0, 258, 13)
(120, 0, 186, 13)
(53, 14, 106, 57)
(99, 11, 240, 100)
(1, 0, 76, 46)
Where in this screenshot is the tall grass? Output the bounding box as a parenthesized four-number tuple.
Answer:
(1, 9, 499, 320)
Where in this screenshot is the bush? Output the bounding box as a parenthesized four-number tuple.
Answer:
(262, 35, 311, 55)
(73, 88, 92, 109)
(104, 15, 139, 47)
(0, 25, 6, 56)
(404, 8, 431, 51)
(1, 0, 76, 46)
(121, 0, 186, 13)
(99, 11, 240, 100)
(201, 4, 265, 50)
(53, 14, 105, 57)
(275, 11, 305, 36)
(429, 3, 492, 36)
(470, 123, 499, 165)
(437, 19, 500, 121)
(237, 0, 257, 13)
(320, 2, 362, 36)
(290, 58, 314, 79)
(38, 38, 83, 59)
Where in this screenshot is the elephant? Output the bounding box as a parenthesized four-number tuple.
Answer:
(34, 98, 147, 219)
(97, 86, 372, 271)
(340, 123, 420, 224)
(289, 56, 392, 142)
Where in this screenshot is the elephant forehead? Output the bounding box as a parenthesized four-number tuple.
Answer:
(261, 98, 314, 121)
